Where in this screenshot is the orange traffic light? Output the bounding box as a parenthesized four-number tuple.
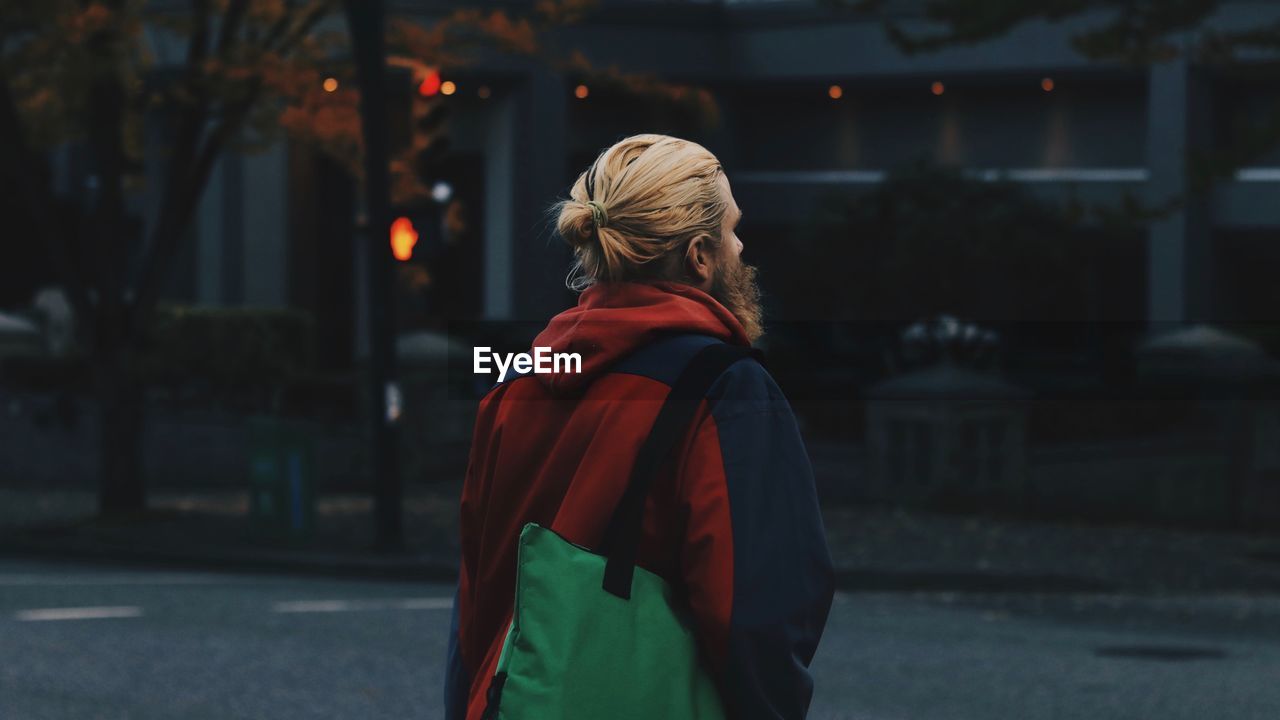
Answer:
(390, 216, 418, 261)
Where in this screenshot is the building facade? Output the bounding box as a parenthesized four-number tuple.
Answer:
(28, 1, 1273, 363)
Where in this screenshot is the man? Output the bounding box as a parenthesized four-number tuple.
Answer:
(446, 134, 834, 719)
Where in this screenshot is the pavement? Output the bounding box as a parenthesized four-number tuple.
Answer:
(2, 558, 1279, 719)
(3, 486, 1280, 595)
(0, 488, 460, 583)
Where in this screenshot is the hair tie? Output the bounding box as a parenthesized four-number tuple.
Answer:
(586, 200, 609, 229)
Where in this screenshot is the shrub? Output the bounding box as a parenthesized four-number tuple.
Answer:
(139, 305, 318, 412)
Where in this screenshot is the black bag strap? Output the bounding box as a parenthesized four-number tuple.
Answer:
(599, 342, 761, 599)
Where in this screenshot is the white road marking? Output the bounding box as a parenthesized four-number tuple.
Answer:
(397, 598, 454, 611)
(273, 600, 351, 613)
(15, 606, 143, 622)
(272, 597, 453, 614)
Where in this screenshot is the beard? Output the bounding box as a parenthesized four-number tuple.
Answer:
(708, 255, 764, 344)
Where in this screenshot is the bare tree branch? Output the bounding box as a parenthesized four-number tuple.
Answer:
(132, 1, 339, 321)
(129, 0, 215, 333)
(133, 80, 261, 320)
(854, 0, 1224, 63)
(216, 0, 251, 58)
(266, 0, 338, 55)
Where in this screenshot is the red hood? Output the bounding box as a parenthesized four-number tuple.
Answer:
(529, 281, 751, 393)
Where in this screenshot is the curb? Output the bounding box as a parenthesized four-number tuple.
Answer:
(0, 536, 459, 584)
(834, 568, 1116, 595)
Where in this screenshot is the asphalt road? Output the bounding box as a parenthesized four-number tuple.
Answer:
(1, 559, 1278, 720)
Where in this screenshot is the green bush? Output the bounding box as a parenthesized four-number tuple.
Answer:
(2, 306, 337, 418)
(140, 305, 317, 404)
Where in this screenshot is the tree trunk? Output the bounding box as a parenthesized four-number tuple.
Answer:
(95, 348, 145, 515)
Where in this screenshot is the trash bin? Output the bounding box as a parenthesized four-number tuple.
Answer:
(248, 416, 316, 542)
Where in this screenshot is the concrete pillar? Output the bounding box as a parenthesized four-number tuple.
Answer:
(240, 141, 289, 307)
(1145, 54, 1214, 329)
(510, 67, 572, 321)
(193, 140, 245, 306)
(221, 149, 245, 304)
(483, 91, 517, 320)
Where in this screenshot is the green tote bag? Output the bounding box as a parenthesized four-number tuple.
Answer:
(479, 343, 759, 720)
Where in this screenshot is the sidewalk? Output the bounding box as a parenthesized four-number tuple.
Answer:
(0, 488, 459, 582)
(3, 486, 1280, 594)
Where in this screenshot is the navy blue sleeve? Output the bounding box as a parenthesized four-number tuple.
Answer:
(709, 360, 836, 719)
(444, 582, 469, 720)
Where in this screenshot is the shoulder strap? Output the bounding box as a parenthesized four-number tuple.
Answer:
(599, 342, 761, 600)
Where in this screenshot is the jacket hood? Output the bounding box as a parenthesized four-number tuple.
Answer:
(529, 281, 751, 393)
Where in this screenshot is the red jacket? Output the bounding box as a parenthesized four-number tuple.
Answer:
(446, 281, 834, 719)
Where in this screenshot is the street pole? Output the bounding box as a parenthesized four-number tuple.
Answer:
(345, 0, 403, 551)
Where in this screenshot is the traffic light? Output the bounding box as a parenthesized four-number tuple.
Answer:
(390, 216, 418, 261)
(385, 60, 454, 262)
(384, 58, 453, 175)
(410, 88, 452, 187)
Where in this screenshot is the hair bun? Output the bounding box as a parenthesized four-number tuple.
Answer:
(557, 200, 598, 249)
(554, 133, 723, 292)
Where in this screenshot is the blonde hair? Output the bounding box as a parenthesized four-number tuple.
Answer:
(555, 134, 727, 291)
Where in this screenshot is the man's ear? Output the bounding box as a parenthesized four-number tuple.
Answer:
(684, 234, 715, 287)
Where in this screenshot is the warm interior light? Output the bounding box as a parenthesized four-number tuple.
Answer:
(1041, 77, 1055, 92)
(440, 80, 457, 96)
(828, 84, 843, 99)
(931, 81, 945, 96)
(418, 69, 442, 97)
(390, 217, 418, 261)
(477, 85, 492, 99)
(322, 77, 338, 93)
(574, 84, 589, 99)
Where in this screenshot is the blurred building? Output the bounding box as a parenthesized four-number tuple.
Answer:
(20, 1, 1280, 360)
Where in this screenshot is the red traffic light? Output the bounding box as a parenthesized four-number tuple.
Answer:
(418, 69, 442, 97)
